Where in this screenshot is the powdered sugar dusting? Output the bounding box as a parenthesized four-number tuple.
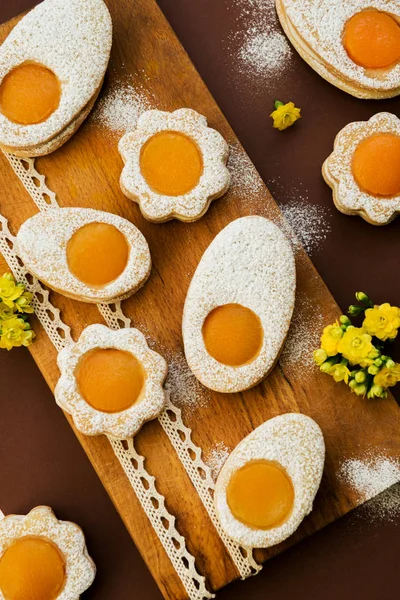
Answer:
(205, 442, 230, 480)
(90, 79, 152, 136)
(228, 141, 265, 197)
(339, 453, 400, 503)
(280, 291, 324, 376)
(278, 196, 331, 256)
(226, 0, 292, 80)
(164, 350, 209, 416)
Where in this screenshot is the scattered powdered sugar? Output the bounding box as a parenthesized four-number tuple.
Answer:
(357, 485, 400, 525)
(164, 350, 209, 415)
(279, 291, 324, 376)
(228, 141, 265, 197)
(226, 0, 292, 80)
(90, 79, 152, 136)
(339, 453, 400, 503)
(205, 442, 230, 480)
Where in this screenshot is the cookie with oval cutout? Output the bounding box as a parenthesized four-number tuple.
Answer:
(214, 414, 325, 548)
(15, 208, 151, 304)
(0, 0, 112, 156)
(276, 1, 400, 99)
(0, 506, 96, 600)
(55, 324, 168, 439)
(119, 108, 231, 222)
(323, 112, 400, 225)
(182, 216, 296, 393)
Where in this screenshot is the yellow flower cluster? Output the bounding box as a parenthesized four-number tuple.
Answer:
(314, 292, 400, 399)
(0, 273, 35, 350)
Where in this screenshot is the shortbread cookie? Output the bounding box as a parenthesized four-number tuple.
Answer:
(0, 0, 112, 155)
(214, 414, 325, 548)
(55, 324, 168, 439)
(323, 112, 400, 225)
(16, 208, 151, 304)
(182, 216, 296, 393)
(276, 1, 400, 99)
(119, 108, 230, 222)
(0, 505, 96, 599)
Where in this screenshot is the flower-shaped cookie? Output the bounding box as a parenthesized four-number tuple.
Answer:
(323, 112, 400, 225)
(55, 324, 167, 439)
(119, 108, 231, 222)
(0, 506, 95, 599)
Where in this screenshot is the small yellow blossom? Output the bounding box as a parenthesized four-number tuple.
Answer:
(330, 362, 351, 384)
(270, 101, 301, 131)
(0, 273, 24, 308)
(0, 316, 35, 350)
(373, 364, 400, 388)
(14, 290, 34, 314)
(337, 326, 374, 366)
(0, 301, 15, 320)
(363, 303, 400, 341)
(320, 322, 343, 356)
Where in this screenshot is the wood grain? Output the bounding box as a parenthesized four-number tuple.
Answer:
(0, 1, 399, 598)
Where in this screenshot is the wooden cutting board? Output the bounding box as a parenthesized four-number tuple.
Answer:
(0, 1, 399, 598)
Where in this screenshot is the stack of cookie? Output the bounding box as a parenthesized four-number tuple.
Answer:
(0, 0, 112, 157)
(276, 0, 400, 99)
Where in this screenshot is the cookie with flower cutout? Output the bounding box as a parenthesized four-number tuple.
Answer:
(15, 208, 151, 304)
(276, 1, 400, 99)
(0, 0, 112, 156)
(0, 505, 95, 599)
(55, 324, 168, 439)
(118, 108, 231, 222)
(323, 112, 400, 225)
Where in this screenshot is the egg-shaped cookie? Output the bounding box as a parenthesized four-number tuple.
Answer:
(15, 208, 151, 304)
(215, 413, 325, 548)
(0, 0, 112, 156)
(182, 216, 296, 393)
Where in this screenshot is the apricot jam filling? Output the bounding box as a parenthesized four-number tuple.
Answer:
(343, 10, 400, 69)
(352, 133, 400, 197)
(227, 460, 295, 530)
(76, 348, 146, 413)
(0, 62, 61, 125)
(202, 303, 263, 367)
(0, 536, 65, 600)
(140, 131, 203, 196)
(67, 222, 129, 287)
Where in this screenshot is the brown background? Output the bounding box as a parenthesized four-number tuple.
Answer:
(0, 1, 399, 599)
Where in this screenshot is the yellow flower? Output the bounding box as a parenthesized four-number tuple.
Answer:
(270, 101, 301, 131)
(330, 362, 351, 384)
(337, 326, 374, 366)
(0, 316, 35, 351)
(14, 290, 34, 314)
(363, 303, 400, 341)
(320, 322, 343, 356)
(0, 273, 23, 308)
(0, 301, 15, 320)
(373, 364, 400, 388)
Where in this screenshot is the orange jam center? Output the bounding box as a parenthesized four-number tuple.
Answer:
(352, 133, 400, 197)
(343, 10, 400, 69)
(227, 460, 295, 530)
(0, 62, 61, 125)
(0, 536, 65, 600)
(140, 131, 203, 196)
(76, 348, 145, 413)
(202, 303, 263, 367)
(67, 222, 129, 287)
